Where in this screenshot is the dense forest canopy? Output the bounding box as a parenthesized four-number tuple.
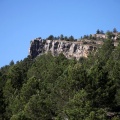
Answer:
(1, 31, 120, 120)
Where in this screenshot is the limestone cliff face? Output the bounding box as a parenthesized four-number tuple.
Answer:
(29, 38, 97, 60)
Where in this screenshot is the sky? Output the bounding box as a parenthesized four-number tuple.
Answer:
(0, 0, 120, 67)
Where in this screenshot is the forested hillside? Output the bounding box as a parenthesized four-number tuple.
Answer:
(0, 39, 120, 120)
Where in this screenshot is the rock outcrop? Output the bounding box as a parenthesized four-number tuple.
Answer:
(29, 38, 98, 60)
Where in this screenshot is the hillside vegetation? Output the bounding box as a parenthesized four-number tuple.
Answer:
(0, 38, 120, 119)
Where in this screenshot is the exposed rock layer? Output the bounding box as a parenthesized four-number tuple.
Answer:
(29, 38, 98, 60)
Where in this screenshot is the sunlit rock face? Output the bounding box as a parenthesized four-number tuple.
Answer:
(29, 38, 97, 60)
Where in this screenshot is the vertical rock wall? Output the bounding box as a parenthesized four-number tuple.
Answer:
(29, 38, 97, 59)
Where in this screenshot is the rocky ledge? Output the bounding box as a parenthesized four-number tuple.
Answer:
(29, 38, 100, 60)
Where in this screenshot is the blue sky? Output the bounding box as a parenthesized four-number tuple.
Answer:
(0, 0, 120, 67)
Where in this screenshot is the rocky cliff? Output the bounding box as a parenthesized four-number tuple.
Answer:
(29, 38, 99, 60)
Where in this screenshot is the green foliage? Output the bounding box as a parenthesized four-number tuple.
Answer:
(60, 34, 64, 40)
(9, 60, 14, 66)
(10, 111, 30, 120)
(96, 29, 100, 34)
(24, 94, 53, 120)
(106, 31, 115, 39)
(68, 35, 74, 41)
(20, 77, 40, 104)
(64, 89, 92, 120)
(96, 29, 104, 34)
(1, 40, 120, 119)
(47, 35, 54, 40)
(113, 28, 118, 33)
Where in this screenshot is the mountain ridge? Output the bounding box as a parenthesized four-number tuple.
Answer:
(29, 32, 119, 60)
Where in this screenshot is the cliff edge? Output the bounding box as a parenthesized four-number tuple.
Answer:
(29, 38, 99, 60)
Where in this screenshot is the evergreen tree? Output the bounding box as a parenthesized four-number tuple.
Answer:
(69, 35, 74, 41)
(47, 35, 54, 40)
(96, 29, 100, 34)
(60, 34, 64, 40)
(113, 28, 118, 33)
